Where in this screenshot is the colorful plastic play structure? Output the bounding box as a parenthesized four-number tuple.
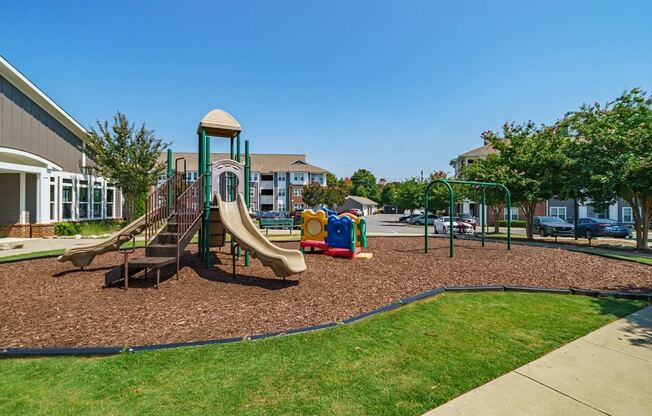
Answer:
(59, 109, 306, 288)
(300, 209, 371, 259)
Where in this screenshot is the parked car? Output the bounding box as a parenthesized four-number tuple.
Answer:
(338, 208, 363, 217)
(399, 212, 420, 222)
(458, 213, 478, 229)
(433, 216, 474, 234)
(576, 218, 631, 239)
(409, 214, 436, 225)
(292, 209, 304, 224)
(256, 211, 287, 220)
(533, 216, 574, 237)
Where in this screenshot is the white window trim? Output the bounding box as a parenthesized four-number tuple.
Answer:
(549, 206, 567, 221)
(622, 206, 633, 223)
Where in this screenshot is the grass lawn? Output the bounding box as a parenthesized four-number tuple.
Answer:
(600, 253, 652, 265)
(0, 292, 645, 416)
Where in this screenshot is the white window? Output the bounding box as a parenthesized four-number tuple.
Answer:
(249, 187, 255, 197)
(293, 203, 304, 210)
(504, 207, 519, 221)
(278, 175, 285, 182)
(62, 179, 74, 220)
(93, 182, 103, 218)
(293, 188, 302, 197)
(250, 202, 257, 211)
(106, 185, 115, 218)
(549, 206, 567, 221)
(278, 188, 286, 197)
(293, 173, 305, 182)
(587, 205, 608, 219)
(78, 180, 89, 219)
(49, 177, 56, 221)
(622, 207, 633, 223)
(278, 202, 286, 211)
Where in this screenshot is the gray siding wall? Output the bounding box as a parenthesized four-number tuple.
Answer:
(0, 173, 19, 222)
(548, 198, 576, 221)
(25, 173, 36, 223)
(0, 74, 85, 172)
(342, 199, 363, 211)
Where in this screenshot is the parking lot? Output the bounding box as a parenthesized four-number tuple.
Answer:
(365, 214, 639, 246)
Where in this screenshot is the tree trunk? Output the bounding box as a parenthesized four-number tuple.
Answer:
(630, 196, 652, 249)
(523, 201, 537, 240)
(491, 204, 504, 233)
(123, 193, 138, 224)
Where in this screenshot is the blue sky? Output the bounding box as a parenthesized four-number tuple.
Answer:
(2, 1, 651, 180)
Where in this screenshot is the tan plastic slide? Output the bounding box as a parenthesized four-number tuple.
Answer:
(216, 193, 306, 278)
(57, 215, 147, 268)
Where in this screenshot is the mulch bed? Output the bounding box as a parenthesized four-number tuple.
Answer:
(1, 237, 651, 348)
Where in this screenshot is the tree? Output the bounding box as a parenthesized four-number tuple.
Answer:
(351, 169, 380, 201)
(397, 178, 424, 213)
(565, 88, 652, 248)
(354, 184, 369, 198)
(380, 182, 399, 207)
(85, 112, 166, 222)
(322, 186, 346, 209)
(483, 122, 566, 239)
(301, 182, 324, 208)
(459, 155, 511, 232)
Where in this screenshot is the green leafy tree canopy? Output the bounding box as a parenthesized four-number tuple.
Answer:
(85, 112, 167, 222)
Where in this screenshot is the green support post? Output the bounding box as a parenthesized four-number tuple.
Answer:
(236, 133, 241, 258)
(424, 179, 510, 257)
(424, 179, 454, 257)
(228, 137, 235, 253)
(166, 148, 173, 212)
(204, 135, 211, 267)
(244, 140, 250, 267)
(481, 188, 486, 247)
(198, 131, 204, 258)
(505, 188, 512, 251)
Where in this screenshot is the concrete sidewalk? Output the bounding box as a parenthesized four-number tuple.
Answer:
(424, 306, 652, 416)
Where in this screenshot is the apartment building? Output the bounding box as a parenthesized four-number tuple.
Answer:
(451, 141, 636, 225)
(0, 56, 121, 237)
(166, 153, 329, 212)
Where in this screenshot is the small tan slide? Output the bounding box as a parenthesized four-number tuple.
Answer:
(57, 215, 147, 268)
(216, 193, 306, 278)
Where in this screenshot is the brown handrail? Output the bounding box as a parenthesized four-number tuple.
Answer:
(176, 174, 205, 242)
(144, 173, 185, 248)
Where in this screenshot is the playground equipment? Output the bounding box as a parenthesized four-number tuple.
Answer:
(57, 214, 147, 268)
(300, 209, 369, 258)
(424, 179, 511, 257)
(59, 109, 306, 287)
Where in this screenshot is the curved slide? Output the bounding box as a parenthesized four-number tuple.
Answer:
(216, 193, 306, 278)
(57, 215, 147, 268)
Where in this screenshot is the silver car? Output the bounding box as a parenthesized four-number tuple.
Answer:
(433, 216, 474, 234)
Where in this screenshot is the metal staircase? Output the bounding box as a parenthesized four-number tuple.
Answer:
(105, 173, 205, 289)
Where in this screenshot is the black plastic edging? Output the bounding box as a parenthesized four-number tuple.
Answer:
(400, 287, 445, 305)
(504, 286, 572, 295)
(283, 322, 338, 335)
(129, 336, 244, 352)
(0, 345, 124, 357)
(342, 303, 402, 324)
(444, 285, 505, 292)
(2, 285, 650, 359)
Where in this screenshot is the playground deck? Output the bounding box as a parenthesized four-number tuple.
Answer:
(1, 237, 651, 349)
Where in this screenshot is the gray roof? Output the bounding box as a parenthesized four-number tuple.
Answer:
(163, 152, 330, 174)
(346, 195, 378, 206)
(458, 143, 496, 158)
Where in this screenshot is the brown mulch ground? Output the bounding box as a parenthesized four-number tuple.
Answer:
(1, 237, 651, 348)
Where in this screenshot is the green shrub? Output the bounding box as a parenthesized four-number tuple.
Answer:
(498, 220, 527, 228)
(54, 221, 80, 236)
(77, 220, 126, 236)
